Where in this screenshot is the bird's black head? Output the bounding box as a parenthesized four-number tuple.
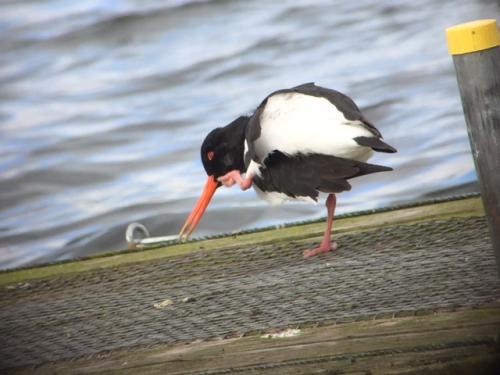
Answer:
(178, 115, 249, 241)
(201, 115, 249, 178)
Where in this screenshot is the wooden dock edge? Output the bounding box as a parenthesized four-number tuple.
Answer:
(21, 304, 500, 374)
(0, 196, 485, 286)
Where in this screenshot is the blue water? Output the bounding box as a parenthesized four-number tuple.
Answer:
(0, 0, 498, 269)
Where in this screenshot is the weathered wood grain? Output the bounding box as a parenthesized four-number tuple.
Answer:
(453, 46, 500, 275)
(22, 305, 500, 375)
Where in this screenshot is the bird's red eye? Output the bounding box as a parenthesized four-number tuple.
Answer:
(207, 151, 215, 161)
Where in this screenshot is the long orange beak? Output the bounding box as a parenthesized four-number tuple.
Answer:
(178, 175, 219, 241)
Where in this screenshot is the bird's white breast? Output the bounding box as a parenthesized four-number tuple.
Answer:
(254, 92, 374, 162)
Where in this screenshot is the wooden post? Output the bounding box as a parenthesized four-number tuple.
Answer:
(446, 19, 500, 276)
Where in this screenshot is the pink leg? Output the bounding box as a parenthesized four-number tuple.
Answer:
(218, 170, 253, 191)
(303, 194, 338, 258)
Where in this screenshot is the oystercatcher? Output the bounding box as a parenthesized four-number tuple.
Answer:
(179, 83, 396, 258)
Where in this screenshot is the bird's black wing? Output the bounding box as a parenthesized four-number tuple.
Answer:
(253, 151, 392, 201)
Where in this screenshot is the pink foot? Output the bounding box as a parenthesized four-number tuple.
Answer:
(303, 242, 338, 258)
(218, 170, 253, 190)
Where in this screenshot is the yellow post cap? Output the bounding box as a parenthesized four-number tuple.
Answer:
(446, 19, 500, 55)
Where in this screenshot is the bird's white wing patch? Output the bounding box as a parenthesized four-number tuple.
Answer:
(244, 139, 249, 158)
(254, 93, 374, 162)
(246, 159, 262, 178)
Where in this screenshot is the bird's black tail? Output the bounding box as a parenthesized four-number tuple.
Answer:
(354, 136, 397, 153)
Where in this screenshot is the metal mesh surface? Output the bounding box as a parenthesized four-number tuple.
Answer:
(1, 216, 499, 370)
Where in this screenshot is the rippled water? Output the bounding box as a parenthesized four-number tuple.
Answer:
(1, 0, 498, 269)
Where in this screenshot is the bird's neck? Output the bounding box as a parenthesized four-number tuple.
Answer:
(224, 115, 249, 173)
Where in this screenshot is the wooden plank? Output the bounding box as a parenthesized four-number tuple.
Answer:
(26, 305, 500, 375)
